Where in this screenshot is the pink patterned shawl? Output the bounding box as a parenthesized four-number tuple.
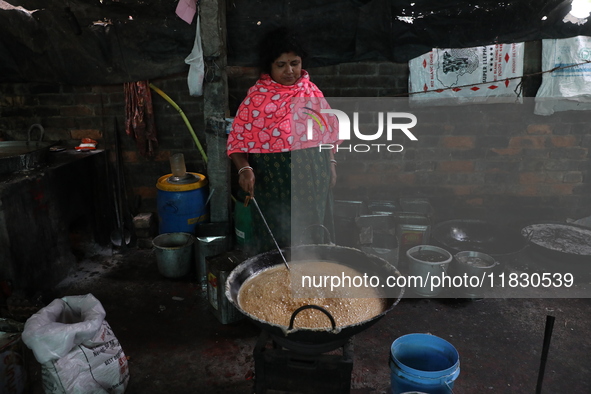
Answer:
(227, 70, 339, 155)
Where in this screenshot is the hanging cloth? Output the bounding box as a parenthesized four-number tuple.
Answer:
(124, 81, 158, 157)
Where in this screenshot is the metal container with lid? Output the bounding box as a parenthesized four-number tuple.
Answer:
(207, 250, 245, 324)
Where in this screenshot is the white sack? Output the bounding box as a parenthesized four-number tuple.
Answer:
(22, 294, 129, 394)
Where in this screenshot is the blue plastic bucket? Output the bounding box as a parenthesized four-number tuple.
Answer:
(156, 173, 209, 234)
(390, 333, 460, 394)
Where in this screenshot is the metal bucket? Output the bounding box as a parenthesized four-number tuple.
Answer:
(452, 251, 497, 298)
(406, 245, 452, 297)
(153, 232, 195, 278)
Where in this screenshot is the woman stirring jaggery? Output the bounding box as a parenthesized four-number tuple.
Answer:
(227, 28, 340, 255)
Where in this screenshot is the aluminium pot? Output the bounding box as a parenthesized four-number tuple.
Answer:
(225, 244, 404, 352)
(0, 124, 58, 175)
(0, 140, 58, 175)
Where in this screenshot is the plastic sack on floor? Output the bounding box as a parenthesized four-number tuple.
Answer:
(21, 294, 129, 394)
(1, 319, 27, 394)
(185, 15, 204, 97)
(408, 43, 524, 107)
(534, 35, 591, 115)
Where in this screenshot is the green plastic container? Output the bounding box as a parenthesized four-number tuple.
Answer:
(234, 197, 253, 249)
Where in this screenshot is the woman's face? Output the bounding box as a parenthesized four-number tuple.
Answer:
(270, 52, 302, 85)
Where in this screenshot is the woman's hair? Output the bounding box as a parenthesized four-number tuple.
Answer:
(258, 27, 308, 75)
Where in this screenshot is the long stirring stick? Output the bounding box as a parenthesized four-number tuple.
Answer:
(250, 197, 290, 270)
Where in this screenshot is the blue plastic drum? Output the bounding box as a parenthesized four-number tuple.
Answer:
(156, 173, 209, 234)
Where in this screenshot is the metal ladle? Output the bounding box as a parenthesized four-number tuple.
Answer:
(110, 117, 131, 247)
(246, 196, 290, 270)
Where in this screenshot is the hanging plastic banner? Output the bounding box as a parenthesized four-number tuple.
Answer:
(534, 35, 591, 116)
(409, 43, 524, 106)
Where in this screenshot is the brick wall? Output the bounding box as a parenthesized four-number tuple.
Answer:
(1, 58, 589, 225)
(0, 73, 206, 214)
(228, 62, 409, 112)
(229, 59, 590, 223)
(330, 101, 590, 223)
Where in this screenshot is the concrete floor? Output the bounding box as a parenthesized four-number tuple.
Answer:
(24, 245, 591, 394)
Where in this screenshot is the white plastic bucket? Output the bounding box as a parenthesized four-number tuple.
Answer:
(406, 245, 452, 297)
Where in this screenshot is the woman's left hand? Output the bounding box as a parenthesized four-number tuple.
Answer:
(330, 163, 337, 188)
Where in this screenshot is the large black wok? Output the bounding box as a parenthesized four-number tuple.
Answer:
(226, 244, 404, 352)
(431, 219, 527, 256)
(521, 222, 591, 275)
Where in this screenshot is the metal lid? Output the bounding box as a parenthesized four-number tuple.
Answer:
(167, 173, 200, 184)
(156, 172, 208, 192)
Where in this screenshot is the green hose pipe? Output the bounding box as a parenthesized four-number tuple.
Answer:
(149, 83, 208, 165)
(149, 83, 237, 203)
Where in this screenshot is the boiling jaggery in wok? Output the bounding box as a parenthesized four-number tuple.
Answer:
(238, 261, 387, 329)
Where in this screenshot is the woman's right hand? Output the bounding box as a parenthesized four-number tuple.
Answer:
(230, 152, 255, 196)
(239, 169, 255, 197)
